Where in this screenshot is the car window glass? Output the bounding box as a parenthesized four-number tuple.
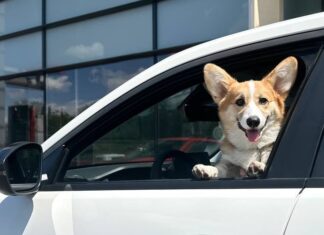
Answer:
(64, 85, 220, 182)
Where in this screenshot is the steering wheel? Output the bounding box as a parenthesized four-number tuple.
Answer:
(150, 150, 211, 179)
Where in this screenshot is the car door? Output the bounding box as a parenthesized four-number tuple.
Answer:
(42, 37, 321, 235)
(0, 33, 321, 235)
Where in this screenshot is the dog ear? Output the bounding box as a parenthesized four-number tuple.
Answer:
(264, 56, 298, 100)
(204, 63, 236, 104)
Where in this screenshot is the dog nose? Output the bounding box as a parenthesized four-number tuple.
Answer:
(246, 116, 260, 128)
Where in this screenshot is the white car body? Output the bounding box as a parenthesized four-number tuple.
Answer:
(0, 13, 324, 235)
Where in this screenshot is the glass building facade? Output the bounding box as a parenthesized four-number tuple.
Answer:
(0, 0, 323, 147)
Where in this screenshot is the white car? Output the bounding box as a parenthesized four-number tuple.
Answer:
(1, 13, 324, 235)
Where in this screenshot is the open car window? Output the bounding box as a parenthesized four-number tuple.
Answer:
(64, 85, 220, 182)
(61, 44, 320, 183)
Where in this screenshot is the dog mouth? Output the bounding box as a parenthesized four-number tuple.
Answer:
(237, 118, 268, 143)
(244, 129, 260, 142)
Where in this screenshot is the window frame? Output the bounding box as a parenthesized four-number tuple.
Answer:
(303, 49, 324, 188)
(41, 31, 324, 191)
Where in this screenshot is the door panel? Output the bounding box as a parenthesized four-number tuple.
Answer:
(0, 192, 72, 235)
(70, 189, 299, 235)
(0, 188, 303, 235)
(285, 188, 324, 235)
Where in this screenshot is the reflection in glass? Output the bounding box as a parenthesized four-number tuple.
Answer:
(67, 107, 155, 176)
(47, 6, 152, 67)
(0, 33, 42, 76)
(46, 57, 153, 137)
(158, 86, 218, 154)
(64, 85, 220, 181)
(0, 0, 42, 36)
(0, 76, 44, 148)
(46, 0, 137, 23)
(7, 145, 42, 184)
(158, 0, 249, 48)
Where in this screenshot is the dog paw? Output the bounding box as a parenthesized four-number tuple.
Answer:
(192, 164, 218, 179)
(247, 161, 265, 176)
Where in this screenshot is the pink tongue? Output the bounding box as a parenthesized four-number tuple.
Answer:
(246, 130, 260, 142)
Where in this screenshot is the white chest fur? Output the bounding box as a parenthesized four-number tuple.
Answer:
(221, 148, 260, 171)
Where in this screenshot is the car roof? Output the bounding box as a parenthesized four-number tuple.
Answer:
(42, 12, 324, 152)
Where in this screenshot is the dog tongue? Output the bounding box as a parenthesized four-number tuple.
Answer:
(246, 130, 260, 142)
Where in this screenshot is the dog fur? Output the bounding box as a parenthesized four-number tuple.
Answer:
(192, 56, 298, 179)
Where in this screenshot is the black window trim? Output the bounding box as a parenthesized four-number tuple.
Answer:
(40, 178, 306, 191)
(268, 42, 324, 179)
(306, 122, 324, 187)
(41, 29, 324, 191)
(306, 178, 324, 188)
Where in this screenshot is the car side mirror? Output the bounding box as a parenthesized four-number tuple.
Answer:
(0, 142, 42, 196)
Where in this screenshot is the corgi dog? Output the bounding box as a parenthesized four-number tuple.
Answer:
(192, 56, 298, 179)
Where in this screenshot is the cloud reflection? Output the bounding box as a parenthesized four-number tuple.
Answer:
(47, 75, 72, 92)
(65, 42, 104, 60)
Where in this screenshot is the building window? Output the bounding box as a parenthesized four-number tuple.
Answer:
(0, 33, 42, 76)
(157, 0, 249, 48)
(46, 5, 153, 67)
(46, 57, 153, 137)
(0, 76, 44, 147)
(0, 0, 42, 36)
(46, 0, 138, 23)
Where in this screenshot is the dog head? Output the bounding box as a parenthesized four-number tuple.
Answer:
(204, 57, 298, 149)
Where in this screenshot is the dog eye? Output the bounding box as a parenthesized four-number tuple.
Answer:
(259, 97, 268, 105)
(235, 98, 245, 107)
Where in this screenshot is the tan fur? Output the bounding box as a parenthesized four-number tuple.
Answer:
(192, 57, 298, 179)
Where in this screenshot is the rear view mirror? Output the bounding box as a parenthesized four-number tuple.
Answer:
(0, 142, 42, 196)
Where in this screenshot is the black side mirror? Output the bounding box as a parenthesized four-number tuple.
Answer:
(0, 142, 42, 196)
